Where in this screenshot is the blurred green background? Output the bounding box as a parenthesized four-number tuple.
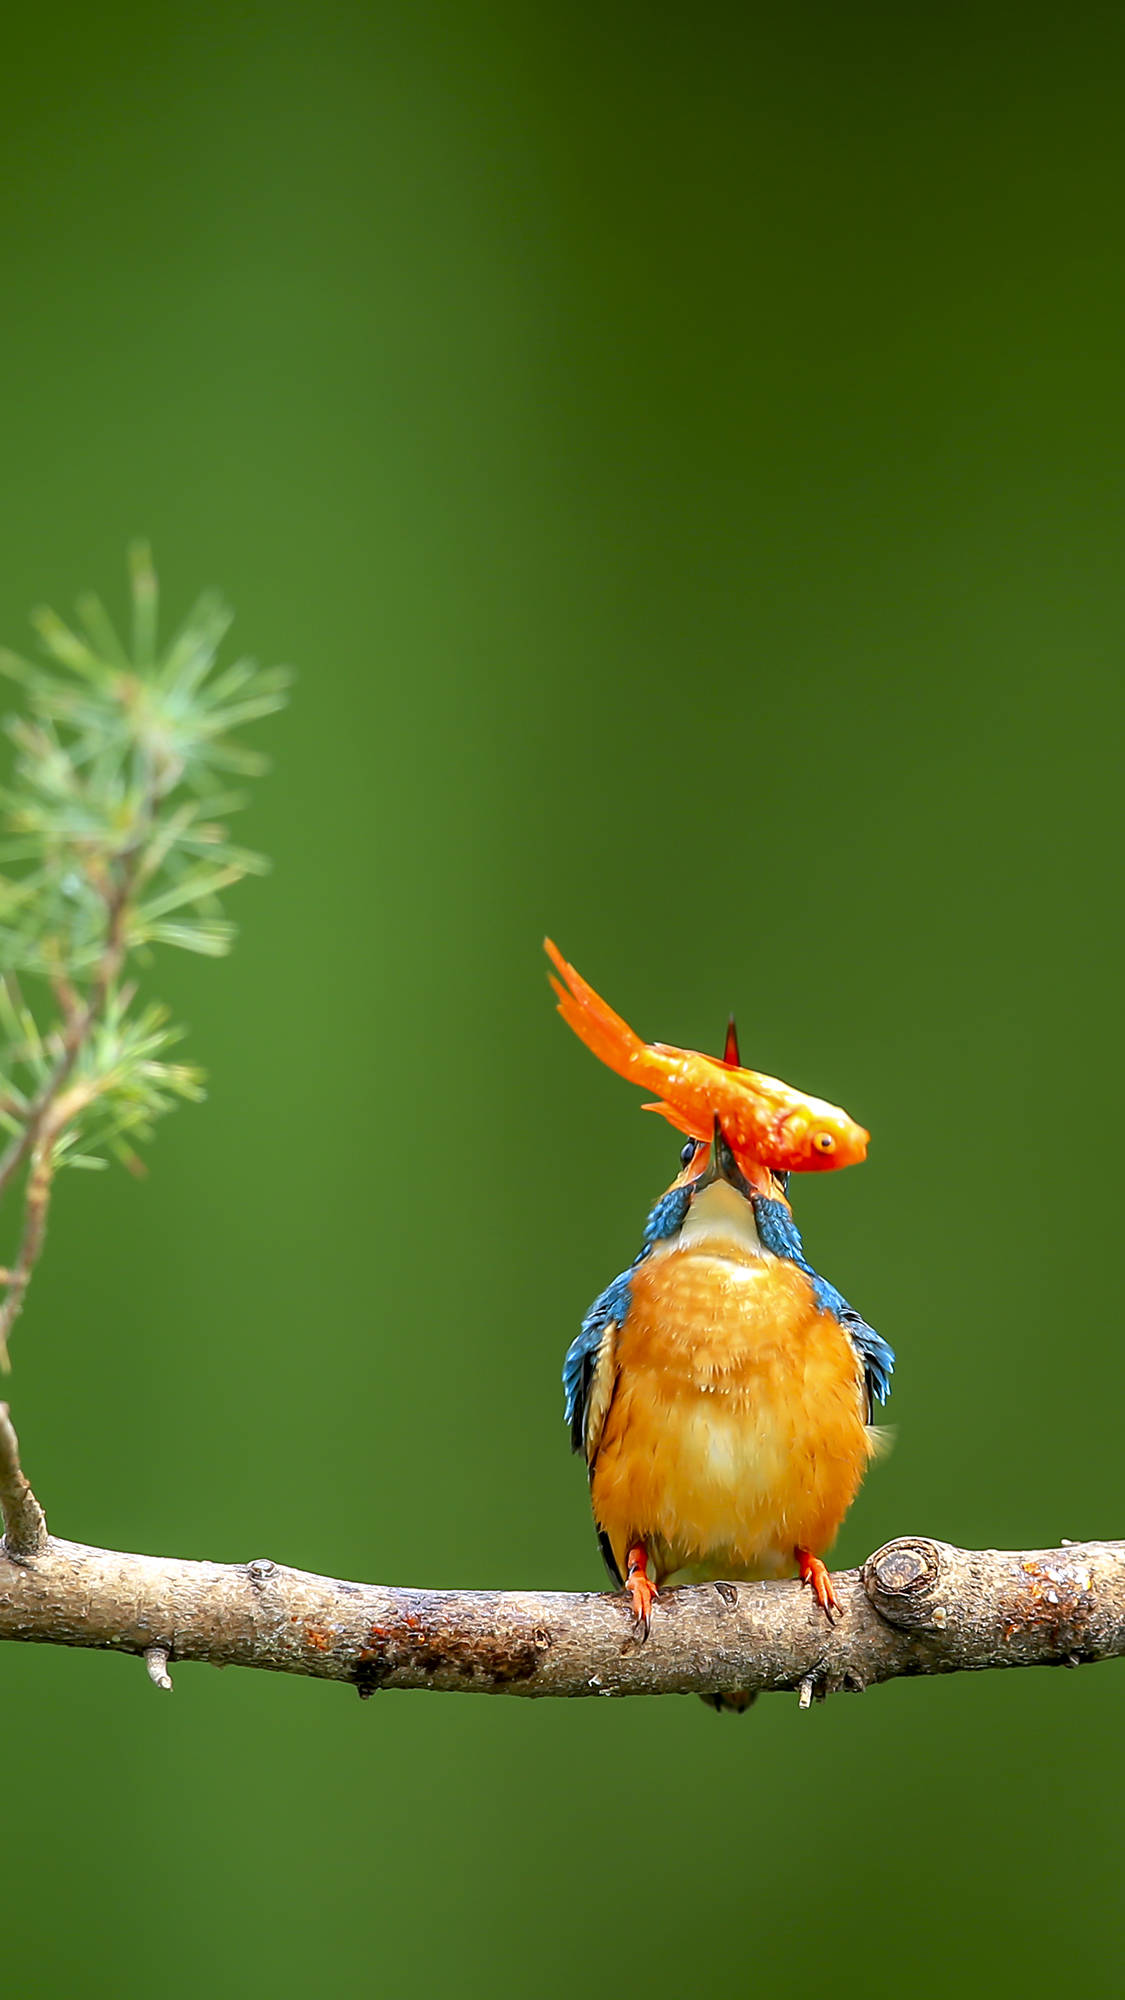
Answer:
(3, 4, 1124, 1995)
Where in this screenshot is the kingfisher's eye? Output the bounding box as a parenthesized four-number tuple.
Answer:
(813, 1132, 836, 1154)
(679, 1140, 696, 1167)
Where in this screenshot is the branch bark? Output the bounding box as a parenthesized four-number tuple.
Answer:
(0, 1402, 47, 1560)
(2, 1514, 1122, 1702)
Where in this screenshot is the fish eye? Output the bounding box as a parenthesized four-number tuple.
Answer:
(679, 1140, 697, 1168)
(813, 1132, 836, 1154)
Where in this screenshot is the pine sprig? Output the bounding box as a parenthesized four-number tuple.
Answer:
(0, 547, 289, 1364)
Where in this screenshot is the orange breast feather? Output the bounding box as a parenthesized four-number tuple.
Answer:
(589, 1234, 873, 1588)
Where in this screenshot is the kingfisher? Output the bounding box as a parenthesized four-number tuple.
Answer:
(560, 1033, 893, 1712)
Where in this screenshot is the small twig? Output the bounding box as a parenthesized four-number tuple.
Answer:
(0, 872, 138, 1370)
(797, 1673, 815, 1709)
(0, 1142, 59, 1368)
(0, 1081, 101, 1367)
(0, 1402, 47, 1559)
(144, 1645, 173, 1691)
(0, 865, 134, 1211)
(0, 1047, 75, 1209)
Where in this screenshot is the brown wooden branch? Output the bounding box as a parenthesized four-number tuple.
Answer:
(2, 1393, 1121, 1700)
(2, 1496, 1122, 1701)
(0, 1402, 48, 1560)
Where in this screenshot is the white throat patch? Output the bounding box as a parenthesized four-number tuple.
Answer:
(669, 1179, 763, 1256)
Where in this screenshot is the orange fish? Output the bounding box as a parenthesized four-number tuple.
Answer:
(544, 938, 869, 1177)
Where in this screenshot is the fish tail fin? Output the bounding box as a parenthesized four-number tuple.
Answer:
(544, 938, 657, 1086)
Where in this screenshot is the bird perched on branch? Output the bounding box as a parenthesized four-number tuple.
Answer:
(548, 944, 893, 1711)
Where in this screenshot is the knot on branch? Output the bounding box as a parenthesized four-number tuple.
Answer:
(863, 1536, 951, 1631)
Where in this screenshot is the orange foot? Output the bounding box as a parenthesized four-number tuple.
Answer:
(625, 1542, 659, 1636)
(796, 1548, 841, 1621)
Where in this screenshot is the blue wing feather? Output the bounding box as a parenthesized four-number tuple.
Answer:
(562, 1183, 692, 1453)
(751, 1194, 894, 1410)
(562, 1269, 631, 1453)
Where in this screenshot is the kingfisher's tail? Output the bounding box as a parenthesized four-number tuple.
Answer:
(700, 1690, 757, 1714)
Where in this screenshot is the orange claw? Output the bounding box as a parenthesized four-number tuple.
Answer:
(625, 1543, 659, 1635)
(797, 1548, 841, 1620)
(544, 939, 868, 1178)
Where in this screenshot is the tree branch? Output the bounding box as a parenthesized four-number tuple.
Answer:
(0, 1402, 48, 1560)
(0, 876, 137, 1368)
(1, 1507, 1122, 1701)
(0, 878, 131, 1213)
(0, 546, 287, 1373)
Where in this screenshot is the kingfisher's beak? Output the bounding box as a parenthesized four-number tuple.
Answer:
(696, 1115, 741, 1188)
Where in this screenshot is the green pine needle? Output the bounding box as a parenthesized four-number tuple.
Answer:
(0, 547, 289, 1179)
